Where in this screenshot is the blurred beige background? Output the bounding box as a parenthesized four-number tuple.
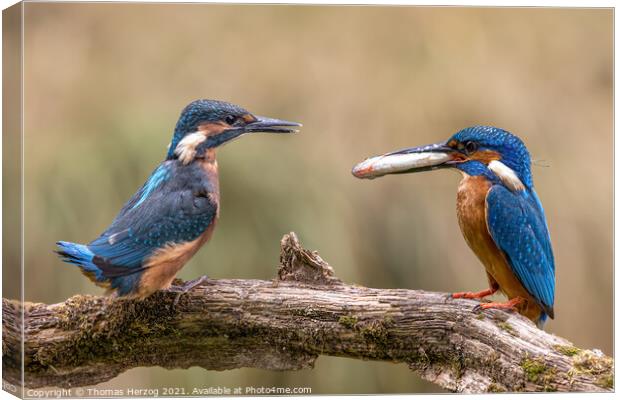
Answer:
(18, 4, 611, 394)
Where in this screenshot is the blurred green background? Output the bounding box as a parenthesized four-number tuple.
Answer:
(19, 4, 611, 394)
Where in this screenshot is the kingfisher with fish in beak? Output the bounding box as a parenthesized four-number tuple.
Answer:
(352, 126, 555, 328)
(57, 99, 301, 299)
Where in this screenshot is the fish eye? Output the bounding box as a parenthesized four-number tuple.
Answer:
(464, 141, 478, 154)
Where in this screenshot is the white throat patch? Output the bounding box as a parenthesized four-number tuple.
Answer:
(174, 132, 206, 165)
(488, 160, 525, 192)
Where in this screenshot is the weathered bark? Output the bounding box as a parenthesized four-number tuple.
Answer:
(2, 233, 613, 392)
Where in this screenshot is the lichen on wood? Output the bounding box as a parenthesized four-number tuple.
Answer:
(2, 232, 613, 393)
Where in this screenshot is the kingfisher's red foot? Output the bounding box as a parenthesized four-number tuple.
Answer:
(452, 287, 498, 299)
(474, 297, 525, 313)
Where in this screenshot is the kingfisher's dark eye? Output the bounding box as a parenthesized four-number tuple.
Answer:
(464, 141, 478, 154)
(224, 115, 238, 125)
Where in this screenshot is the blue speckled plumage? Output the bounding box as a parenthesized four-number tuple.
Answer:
(57, 99, 300, 298)
(132, 164, 172, 210)
(85, 161, 217, 295)
(352, 125, 555, 328)
(167, 100, 248, 159)
(450, 126, 533, 188)
(486, 185, 555, 317)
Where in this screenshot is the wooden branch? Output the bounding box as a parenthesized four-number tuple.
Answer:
(2, 233, 613, 392)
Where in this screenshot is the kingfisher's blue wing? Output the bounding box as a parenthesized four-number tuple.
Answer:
(485, 185, 555, 317)
(88, 162, 218, 276)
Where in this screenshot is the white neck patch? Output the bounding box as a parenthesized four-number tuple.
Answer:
(488, 160, 525, 192)
(174, 132, 206, 165)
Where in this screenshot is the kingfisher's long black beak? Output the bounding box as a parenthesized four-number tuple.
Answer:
(206, 116, 301, 148)
(352, 142, 456, 179)
(244, 115, 302, 134)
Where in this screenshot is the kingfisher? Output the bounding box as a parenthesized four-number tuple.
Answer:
(352, 126, 555, 328)
(56, 99, 301, 299)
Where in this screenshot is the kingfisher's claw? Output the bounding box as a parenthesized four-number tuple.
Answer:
(169, 275, 211, 305)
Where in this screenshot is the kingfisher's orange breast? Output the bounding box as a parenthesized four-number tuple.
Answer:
(456, 175, 542, 321)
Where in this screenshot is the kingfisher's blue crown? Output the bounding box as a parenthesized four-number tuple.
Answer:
(167, 99, 249, 158)
(449, 126, 533, 188)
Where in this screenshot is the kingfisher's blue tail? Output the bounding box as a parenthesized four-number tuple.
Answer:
(55, 241, 106, 284)
(536, 312, 548, 329)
